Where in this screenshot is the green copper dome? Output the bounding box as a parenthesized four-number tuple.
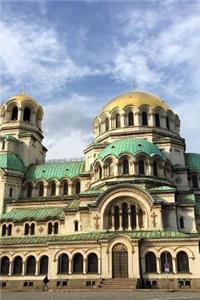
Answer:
(185, 153, 200, 171)
(98, 138, 166, 161)
(0, 153, 25, 172)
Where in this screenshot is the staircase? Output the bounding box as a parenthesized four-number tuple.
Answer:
(99, 278, 137, 290)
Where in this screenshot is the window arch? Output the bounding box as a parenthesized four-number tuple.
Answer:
(7, 224, 12, 236)
(26, 183, 32, 198)
(50, 182, 56, 196)
(177, 251, 189, 273)
(13, 256, 23, 275)
(155, 113, 160, 127)
(115, 114, 121, 128)
(39, 256, 49, 275)
(73, 253, 83, 273)
(87, 253, 98, 273)
(153, 161, 158, 176)
(145, 252, 157, 273)
(105, 118, 109, 132)
(131, 205, 136, 229)
(142, 111, 148, 126)
(138, 159, 145, 175)
(63, 181, 68, 195)
(58, 254, 69, 274)
(11, 106, 18, 121)
(192, 174, 199, 189)
(128, 112, 134, 126)
(54, 222, 58, 234)
(23, 107, 31, 122)
(114, 206, 120, 230)
(122, 203, 128, 229)
(180, 217, 185, 229)
(0, 256, 10, 275)
(75, 181, 81, 194)
(160, 252, 173, 273)
(48, 222, 53, 234)
(24, 223, 29, 235)
(26, 256, 36, 275)
(38, 183, 44, 197)
(30, 223, 35, 235)
(122, 159, 129, 175)
(1, 224, 7, 236)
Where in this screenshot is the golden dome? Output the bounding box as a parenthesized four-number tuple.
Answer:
(8, 93, 35, 103)
(102, 91, 170, 113)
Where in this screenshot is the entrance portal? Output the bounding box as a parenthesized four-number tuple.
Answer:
(112, 243, 128, 278)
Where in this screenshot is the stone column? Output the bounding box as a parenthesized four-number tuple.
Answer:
(98, 257, 101, 275)
(18, 108, 23, 122)
(43, 184, 48, 197)
(56, 182, 60, 196)
(35, 260, 39, 276)
(9, 260, 13, 276)
(149, 110, 154, 127)
(119, 208, 123, 231)
(83, 258, 86, 275)
(134, 112, 140, 126)
(68, 259, 72, 275)
(156, 257, 161, 274)
(68, 183, 72, 195)
(172, 257, 177, 273)
(121, 113, 125, 127)
(136, 208, 139, 230)
(111, 208, 115, 231)
(128, 207, 132, 231)
(22, 261, 25, 276)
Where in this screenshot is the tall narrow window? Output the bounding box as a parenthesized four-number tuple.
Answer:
(30, 223, 35, 235)
(153, 161, 158, 176)
(180, 217, 185, 229)
(122, 203, 128, 229)
(138, 159, 145, 175)
(99, 166, 102, 179)
(13, 256, 23, 275)
(75, 181, 80, 194)
(131, 205, 136, 229)
(7, 224, 12, 236)
(50, 182, 56, 196)
(155, 113, 160, 127)
(0, 256, 9, 275)
(1, 224, 7, 236)
(2, 141, 5, 150)
(145, 252, 157, 273)
(87, 253, 98, 273)
(128, 112, 134, 126)
(26, 256, 36, 275)
(24, 223, 29, 235)
(9, 188, 13, 197)
(115, 114, 121, 128)
(39, 256, 49, 275)
(27, 183, 32, 198)
(38, 183, 44, 197)
(54, 222, 58, 234)
(63, 182, 68, 195)
(177, 251, 189, 273)
(23, 107, 31, 122)
(48, 222, 53, 234)
(122, 159, 129, 175)
(192, 175, 199, 189)
(142, 111, 148, 126)
(114, 206, 120, 230)
(58, 254, 69, 274)
(160, 252, 173, 272)
(166, 116, 170, 130)
(73, 253, 83, 273)
(74, 220, 79, 232)
(105, 118, 109, 131)
(11, 106, 18, 121)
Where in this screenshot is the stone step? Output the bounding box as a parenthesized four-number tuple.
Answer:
(100, 278, 137, 290)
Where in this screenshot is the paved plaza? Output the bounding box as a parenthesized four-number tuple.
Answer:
(1, 290, 200, 300)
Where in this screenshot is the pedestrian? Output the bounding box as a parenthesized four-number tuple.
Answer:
(42, 275, 49, 291)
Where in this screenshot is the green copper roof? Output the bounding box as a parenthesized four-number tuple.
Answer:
(0, 135, 17, 142)
(98, 138, 166, 161)
(0, 207, 65, 222)
(0, 153, 25, 172)
(0, 231, 199, 246)
(185, 153, 200, 171)
(66, 199, 80, 210)
(26, 160, 85, 181)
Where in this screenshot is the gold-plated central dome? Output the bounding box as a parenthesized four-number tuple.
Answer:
(102, 91, 170, 113)
(8, 93, 35, 103)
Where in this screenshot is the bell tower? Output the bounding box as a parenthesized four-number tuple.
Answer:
(0, 92, 47, 167)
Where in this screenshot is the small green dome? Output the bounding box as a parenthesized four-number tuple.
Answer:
(185, 153, 200, 172)
(98, 138, 166, 161)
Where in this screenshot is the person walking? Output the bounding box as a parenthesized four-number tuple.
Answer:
(42, 275, 49, 291)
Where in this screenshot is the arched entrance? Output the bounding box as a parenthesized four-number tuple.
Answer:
(112, 243, 128, 278)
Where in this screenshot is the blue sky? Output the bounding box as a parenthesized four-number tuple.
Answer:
(0, 0, 200, 158)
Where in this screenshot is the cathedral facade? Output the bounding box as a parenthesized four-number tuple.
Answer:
(0, 91, 200, 290)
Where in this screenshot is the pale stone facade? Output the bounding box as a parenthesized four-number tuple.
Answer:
(0, 91, 200, 290)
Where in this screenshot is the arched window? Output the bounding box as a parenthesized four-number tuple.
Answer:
(177, 251, 189, 273)
(128, 112, 134, 126)
(38, 183, 44, 197)
(30, 223, 35, 235)
(142, 111, 148, 126)
(7, 224, 12, 236)
(1, 224, 7, 236)
(26, 256, 36, 275)
(105, 118, 109, 131)
(122, 159, 129, 174)
(27, 183, 32, 198)
(98, 166, 102, 179)
(192, 174, 199, 189)
(11, 106, 18, 120)
(114, 206, 120, 230)
(23, 107, 31, 122)
(54, 222, 58, 234)
(13, 256, 23, 275)
(58, 254, 69, 274)
(39, 256, 49, 275)
(138, 209, 144, 228)
(24, 223, 29, 235)
(50, 182, 56, 196)
(2, 141, 5, 150)
(48, 222, 53, 234)
(107, 210, 112, 229)
(108, 162, 114, 177)
(166, 117, 170, 130)
(75, 181, 81, 194)
(155, 113, 160, 127)
(87, 253, 98, 273)
(138, 159, 145, 175)
(122, 203, 128, 229)
(145, 252, 157, 273)
(115, 114, 121, 128)
(160, 252, 173, 273)
(73, 253, 83, 273)
(63, 182, 68, 195)
(180, 217, 185, 229)
(74, 220, 79, 232)
(131, 205, 136, 229)
(0, 256, 9, 275)
(153, 161, 158, 176)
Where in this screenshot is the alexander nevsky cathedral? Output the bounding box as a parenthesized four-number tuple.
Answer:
(0, 90, 200, 290)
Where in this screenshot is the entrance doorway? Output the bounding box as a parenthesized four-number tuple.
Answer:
(112, 243, 128, 278)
